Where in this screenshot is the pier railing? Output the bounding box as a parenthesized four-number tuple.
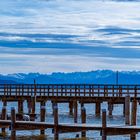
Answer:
(0, 84, 139, 97)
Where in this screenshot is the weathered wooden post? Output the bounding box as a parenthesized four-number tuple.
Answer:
(81, 106, 86, 137)
(31, 98, 35, 114)
(11, 107, 16, 140)
(130, 98, 137, 140)
(3, 85, 7, 107)
(1, 106, 6, 135)
(131, 99, 137, 125)
(40, 106, 46, 135)
(81, 102, 84, 117)
(125, 95, 130, 125)
(108, 102, 113, 117)
(123, 103, 125, 117)
(52, 102, 55, 115)
(102, 109, 107, 140)
(31, 97, 35, 121)
(18, 100, 23, 114)
(32, 80, 37, 114)
(95, 102, 101, 117)
(73, 101, 78, 123)
(54, 103, 59, 140)
(41, 101, 46, 107)
(81, 102, 84, 108)
(27, 100, 32, 114)
(69, 101, 73, 116)
(3, 101, 7, 107)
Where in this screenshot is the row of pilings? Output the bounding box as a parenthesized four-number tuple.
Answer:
(0, 95, 138, 140)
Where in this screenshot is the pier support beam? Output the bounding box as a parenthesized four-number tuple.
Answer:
(125, 95, 130, 125)
(31, 97, 36, 114)
(29, 97, 36, 121)
(40, 106, 46, 135)
(69, 101, 73, 116)
(41, 101, 46, 108)
(130, 99, 137, 140)
(108, 102, 113, 117)
(3, 101, 7, 107)
(130, 134, 136, 140)
(81, 102, 84, 117)
(52, 102, 56, 115)
(54, 103, 59, 140)
(27, 100, 32, 114)
(18, 100, 23, 114)
(73, 101, 78, 123)
(95, 102, 101, 117)
(1, 106, 6, 135)
(123, 103, 125, 117)
(81, 106, 86, 137)
(11, 107, 16, 140)
(131, 99, 137, 125)
(102, 109, 107, 140)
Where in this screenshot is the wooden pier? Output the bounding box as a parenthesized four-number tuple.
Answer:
(0, 83, 140, 139)
(0, 106, 139, 140)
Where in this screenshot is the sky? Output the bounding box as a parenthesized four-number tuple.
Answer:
(0, 0, 140, 74)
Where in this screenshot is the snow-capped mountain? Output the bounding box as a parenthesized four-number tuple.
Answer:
(1, 70, 140, 84)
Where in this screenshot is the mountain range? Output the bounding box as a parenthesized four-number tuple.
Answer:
(1, 70, 140, 84)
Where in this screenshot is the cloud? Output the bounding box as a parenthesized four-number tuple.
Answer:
(0, 54, 140, 74)
(0, 0, 140, 73)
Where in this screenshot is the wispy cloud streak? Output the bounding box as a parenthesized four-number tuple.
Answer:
(0, 0, 140, 73)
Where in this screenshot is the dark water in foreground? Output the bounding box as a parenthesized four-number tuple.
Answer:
(0, 101, 140, 140)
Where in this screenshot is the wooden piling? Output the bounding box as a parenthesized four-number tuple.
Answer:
(81, 106, 86, 137)
(31, 97, 36, 114)
(123, 103, 125, 117)
(54, 103, 59, 140)
(31, 80, 36, 115)
(69, 101, 73, 116)
(130, 99, 137, 140)
(131, 99, 137, 125)
(52, 102, 55, 115)
(108, 102, 113, 117)
(1, 106, 6, 135)
(3, 101, 7, 107)
(41, 101, 46, 107)
(81, 102, 84, 108)
(125, 95, 130, 125)
(73, 101, 78, 123)
(40, 106, 46, 135)
(102, 109, 107, 140)
(81, 102, 84, 118)
(95, 102, 101, 117)
(130, 134, 136, 140)
(11, 107, 16, 140)
(18, 100, 23, 114)
(29, 97, 36, 121)
(27, 100, 32, 114)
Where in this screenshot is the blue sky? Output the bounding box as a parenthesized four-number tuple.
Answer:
(0, 0, 140, 74)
